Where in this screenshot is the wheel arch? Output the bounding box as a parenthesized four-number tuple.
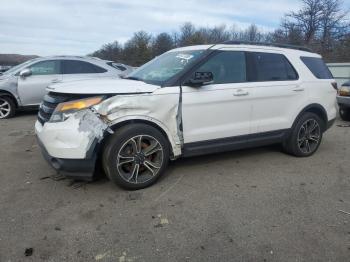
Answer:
(99, 117, 182, 160)
(0, 90, 18, 108)
(293, 103, 328, 131)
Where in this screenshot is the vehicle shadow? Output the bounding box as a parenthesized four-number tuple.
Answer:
(15, 110, 38, 118)
(162, 144, 283, 179)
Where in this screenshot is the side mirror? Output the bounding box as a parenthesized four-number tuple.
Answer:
(19, 68, 32, 78)
(186, 72, 213, 87)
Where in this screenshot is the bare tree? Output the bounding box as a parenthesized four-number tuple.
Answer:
(319, 0, 348, 52)
(287, 0, 324, 44)
(90, 41, 122, 62)
(90, 0, 350, 66)
(179, 22, 198, 46)
(206, 25, 231, 43)
(123, 31, 153, 66)
(152, 32, 174, 57)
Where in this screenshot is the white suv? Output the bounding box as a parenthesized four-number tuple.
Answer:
(35, 42, 337, 190)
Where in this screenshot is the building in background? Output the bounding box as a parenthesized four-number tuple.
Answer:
(327, 63, 350, 86)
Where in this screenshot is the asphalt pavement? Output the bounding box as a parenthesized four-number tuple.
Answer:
(0, 111, 349, 262)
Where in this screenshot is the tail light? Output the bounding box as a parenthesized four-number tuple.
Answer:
(339, 86, 350, 96)
(331, 82, 338, 91)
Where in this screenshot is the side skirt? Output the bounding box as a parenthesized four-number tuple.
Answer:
(182, 129, 290, 157)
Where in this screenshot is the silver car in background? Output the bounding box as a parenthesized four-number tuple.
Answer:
(0, 56, 134, 119)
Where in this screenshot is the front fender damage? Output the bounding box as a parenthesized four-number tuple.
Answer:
(94, 93, 182, 158)
(74, 109, 113, 156)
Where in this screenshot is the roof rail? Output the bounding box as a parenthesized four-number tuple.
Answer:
(50, 55, 86, 58)
(221, 41, 312, 52)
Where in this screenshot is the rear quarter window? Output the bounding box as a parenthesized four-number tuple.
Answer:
(62, 60, 107, 74)
(300, 57, 333, 79)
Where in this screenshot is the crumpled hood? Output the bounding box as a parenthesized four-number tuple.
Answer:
(46, 78, 161, 94)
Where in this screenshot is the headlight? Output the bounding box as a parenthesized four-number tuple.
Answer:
(339, 86, 350, 97)
(49, 96, 104, 122)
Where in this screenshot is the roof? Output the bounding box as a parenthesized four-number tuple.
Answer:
(222, 41, 312, 52)
(36, 55, 108, 62)
(327, 63, 350, 67)
(169, 43, 319, 57)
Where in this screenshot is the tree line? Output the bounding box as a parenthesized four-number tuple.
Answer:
(91, 0, 350, 66)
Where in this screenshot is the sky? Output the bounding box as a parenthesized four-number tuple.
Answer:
(0, 0, 348, 56)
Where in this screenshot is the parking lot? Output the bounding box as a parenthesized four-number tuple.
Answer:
(0, 112, 349, 262)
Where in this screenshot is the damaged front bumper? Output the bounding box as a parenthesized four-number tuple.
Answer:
(35, 109, 111, 181)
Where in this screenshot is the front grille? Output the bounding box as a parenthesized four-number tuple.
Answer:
(37, 92, 82, 125)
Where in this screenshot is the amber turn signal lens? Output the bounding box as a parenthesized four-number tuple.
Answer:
(55, 97, 103, 112)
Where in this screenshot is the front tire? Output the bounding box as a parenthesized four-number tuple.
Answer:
(102, 124, 170, 190)
(339, 106, 350, 121)
(0, 95, 16, 119)
(283, 112, 324, 157)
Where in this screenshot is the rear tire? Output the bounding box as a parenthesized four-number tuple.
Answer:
(339, 106, 350, 121)
(0, 95, 16, 119)
(283, 112, 324, 157)
(102, 124, 170, 190)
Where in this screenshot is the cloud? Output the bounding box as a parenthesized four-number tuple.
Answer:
(0, 0, 346, 56)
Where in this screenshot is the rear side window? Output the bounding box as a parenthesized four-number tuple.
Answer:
(247, 52, 298, 82)
(62, 60, 107, 74)
(196, 51, 246, 84)
(300, 57, 333, 79)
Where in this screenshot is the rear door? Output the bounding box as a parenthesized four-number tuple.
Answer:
(17, 60, 62, 106)
(247, 52, 305, 133)
(61, 60, 108, 82)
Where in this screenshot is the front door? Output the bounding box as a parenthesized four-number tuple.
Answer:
(17, 60, 62, 106)
(182, 51, 252, 145)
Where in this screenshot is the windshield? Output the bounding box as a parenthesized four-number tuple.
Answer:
(1, 59, 37, 76)
(126, 50, 206, 85)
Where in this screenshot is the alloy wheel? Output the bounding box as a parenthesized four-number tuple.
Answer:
(0, 98, 11, 119)
(116, 135, 164, 184)
(297, 119, 321, 154)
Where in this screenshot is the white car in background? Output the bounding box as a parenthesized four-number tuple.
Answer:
(0, 56, 133, 119)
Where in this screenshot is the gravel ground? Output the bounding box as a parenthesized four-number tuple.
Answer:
(0, 111, 349, 262)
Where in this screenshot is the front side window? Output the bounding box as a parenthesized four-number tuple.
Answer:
(62, 60, 107, 74)
(127, 50, 206, 85)
(195, 51, 246, 84)
(30, 60, 60, 75)
(247, 52, 298, 82)
(300, 57, 333, 79)
(5, 59, 38, 76)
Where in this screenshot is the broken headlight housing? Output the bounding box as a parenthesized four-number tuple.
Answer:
(49, 96, 104, 123)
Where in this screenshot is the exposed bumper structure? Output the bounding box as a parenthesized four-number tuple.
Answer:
(35, 109, 110, 180)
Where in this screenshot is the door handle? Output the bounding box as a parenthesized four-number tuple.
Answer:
(293, 87, 304, 92)
(233, 89, 249, 96)
(51, 79, 61, 83)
